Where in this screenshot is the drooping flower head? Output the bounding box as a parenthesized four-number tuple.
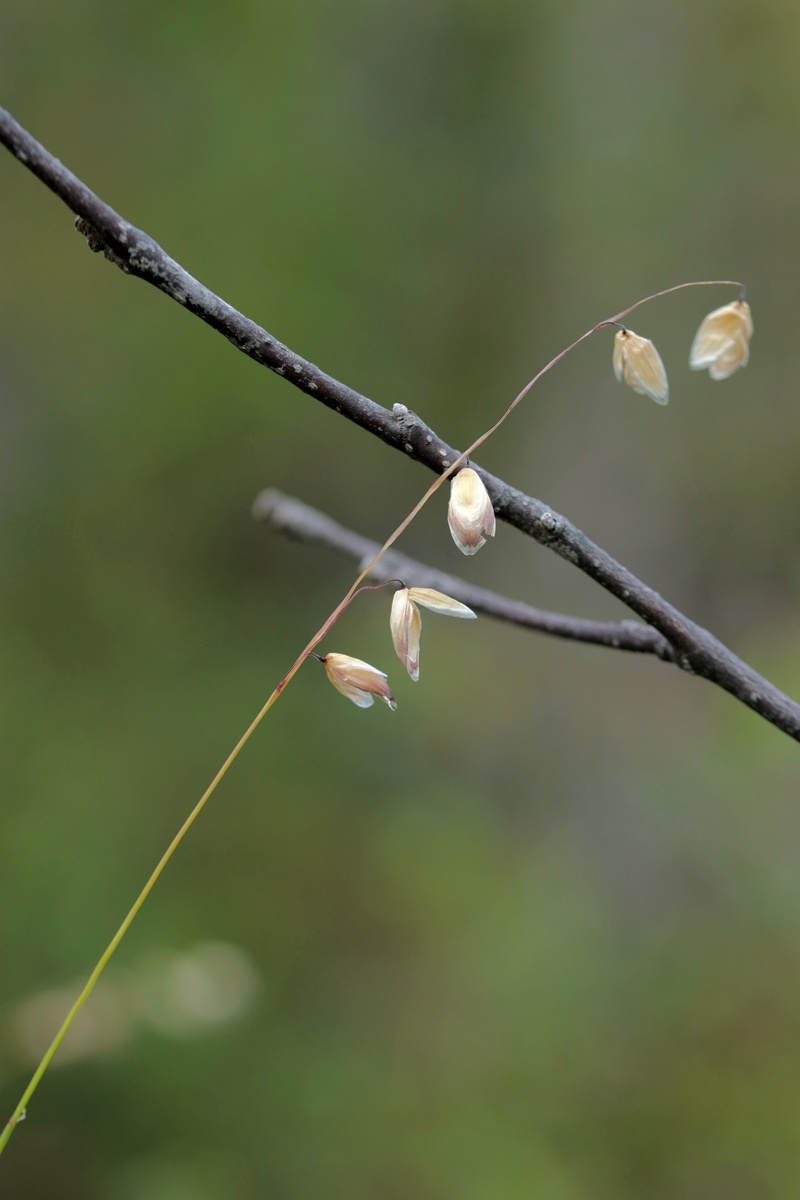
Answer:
(322, 653, 396, 710)
(390, 586, 476, 681)
(448, 467, 496, 556)
(612, 328, 669, 405)
(689, 299, 753, 380)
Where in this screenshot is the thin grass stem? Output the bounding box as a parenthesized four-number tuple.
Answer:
(0, 279, 742, 1156)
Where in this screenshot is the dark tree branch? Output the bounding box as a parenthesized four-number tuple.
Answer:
(2, 105, 798, 740)
(253, 489, 677, 657)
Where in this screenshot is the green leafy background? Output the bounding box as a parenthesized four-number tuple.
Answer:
(2, 1, 800, 1196)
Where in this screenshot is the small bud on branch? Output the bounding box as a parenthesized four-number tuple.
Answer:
(390, 586, 476, 681)
(612, 329, 669, 405)
(447, 468, 496, 555)
(690, 300, 753, 380)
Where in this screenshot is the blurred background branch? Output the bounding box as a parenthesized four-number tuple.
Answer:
(253, 487, 675, 657)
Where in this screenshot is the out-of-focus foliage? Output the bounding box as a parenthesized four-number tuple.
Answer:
(1, 0, 800, 1196)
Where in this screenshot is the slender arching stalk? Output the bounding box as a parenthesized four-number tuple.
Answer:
(0, 277, 749, 1156)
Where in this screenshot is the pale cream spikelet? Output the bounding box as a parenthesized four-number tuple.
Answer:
(689, 299, 753, 380)
(322, 653, 396, 710)
(612, 328, 669, 405)
(390, 586, 476, 681)
(447, 467, 496, 556)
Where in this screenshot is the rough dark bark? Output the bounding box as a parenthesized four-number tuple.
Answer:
(2, 105, 798, 740)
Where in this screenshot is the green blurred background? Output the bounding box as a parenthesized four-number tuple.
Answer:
(1, 1, 800, 1196)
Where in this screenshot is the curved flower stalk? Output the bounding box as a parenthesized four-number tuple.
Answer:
(448, 467, 496, 555)
(612, 328, 669, 404)
(0, 112, 759, 1155)
(690, 299, 753, 380)
(390, 587, 476, 681)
